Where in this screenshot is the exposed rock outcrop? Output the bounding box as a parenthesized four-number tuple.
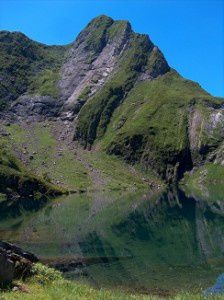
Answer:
(59, 16, 133, 117)
(189, 104, 224, 165)
(0, 241, 38, 286)
(9, 95, 62, 122)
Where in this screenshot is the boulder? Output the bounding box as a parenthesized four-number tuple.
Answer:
(0, 241, 38, 286)
(0, 252, 14, 285)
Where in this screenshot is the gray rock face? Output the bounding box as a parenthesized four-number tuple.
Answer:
(0, 241, 38, 286)
(139, 46, 170, 81)
(0, 253, 14, 285)
(58, 18, 133, 116)
(9, 95, 62, 121)
(188, 104, 224, 164)
(208, 141, 224, 165)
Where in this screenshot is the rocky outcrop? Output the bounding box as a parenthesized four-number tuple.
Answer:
(0, 241, 38, 286)
(9, 95, 62, 122)
(188, 103, 224, 165)
(211, 142, 224, 165)
(58, 16, 133, 118)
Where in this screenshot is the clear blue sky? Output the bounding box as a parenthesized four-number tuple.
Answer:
(0, 0, 223, 97)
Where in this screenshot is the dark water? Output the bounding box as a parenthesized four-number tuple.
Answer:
(0, 188, 224, 294)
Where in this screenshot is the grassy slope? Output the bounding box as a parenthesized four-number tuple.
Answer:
(74, 22, 223, 183)
(0, 31, 68, 108)
(0, 139, 64, 199)
(5, 123, 91, 191)
(97, 71, 223, 180)
(1, 264, 223, 300)
(3, 280, 223, 300)
(4, 122, 162, 193)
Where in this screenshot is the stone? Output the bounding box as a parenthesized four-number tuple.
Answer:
(0, 253, 14, 285)
(0, 241, 38, 286)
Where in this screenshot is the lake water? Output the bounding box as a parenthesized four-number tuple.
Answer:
(0, 187, 224, 295)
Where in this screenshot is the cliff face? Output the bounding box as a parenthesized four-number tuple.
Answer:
(0, 15, 223, 183)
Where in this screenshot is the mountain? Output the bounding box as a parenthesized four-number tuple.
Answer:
(0, 15, 223, 186)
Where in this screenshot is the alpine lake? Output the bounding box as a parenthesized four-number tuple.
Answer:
(0, 187, 224, 297)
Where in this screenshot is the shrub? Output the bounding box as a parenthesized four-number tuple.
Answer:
(31, 263, 62, 284)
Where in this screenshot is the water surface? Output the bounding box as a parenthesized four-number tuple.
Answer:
(0, 188, 224, 295)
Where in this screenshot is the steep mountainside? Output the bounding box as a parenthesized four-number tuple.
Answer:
(0, 31, 67, 111)
(0, 15, 223, 184)
(97, 71, 224, 181)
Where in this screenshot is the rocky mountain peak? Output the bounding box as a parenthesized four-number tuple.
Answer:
(58, 16, 136, 116)
(0, 15, 170, 121)
(86, 14, 114, 27)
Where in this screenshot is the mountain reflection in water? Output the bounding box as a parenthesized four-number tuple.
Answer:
(0, 187, 224, 294)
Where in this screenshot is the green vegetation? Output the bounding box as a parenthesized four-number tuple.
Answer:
(5, 123, 91, 192)
(97, 71, 222, 181)
(1, 264, 224, 300)
(81, 151, 162, 191)
(76, 33, 153, 146)
(108, 20, 130, 40)
(4, 122, 159, 192)
(1, 18, 222, 186)
(181, 163, 224, 201)
(146, 46, 169, 77)
(1, 264, 153, 300)
(31, 263, 63, 283)
(29, 69, 60, 97)
(0, 135, 65, 199)
(74, 22, 222, 183)
(77, 86, 92, 102)
(0, 31, 67, 107)
(84, 15, 113, 55)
